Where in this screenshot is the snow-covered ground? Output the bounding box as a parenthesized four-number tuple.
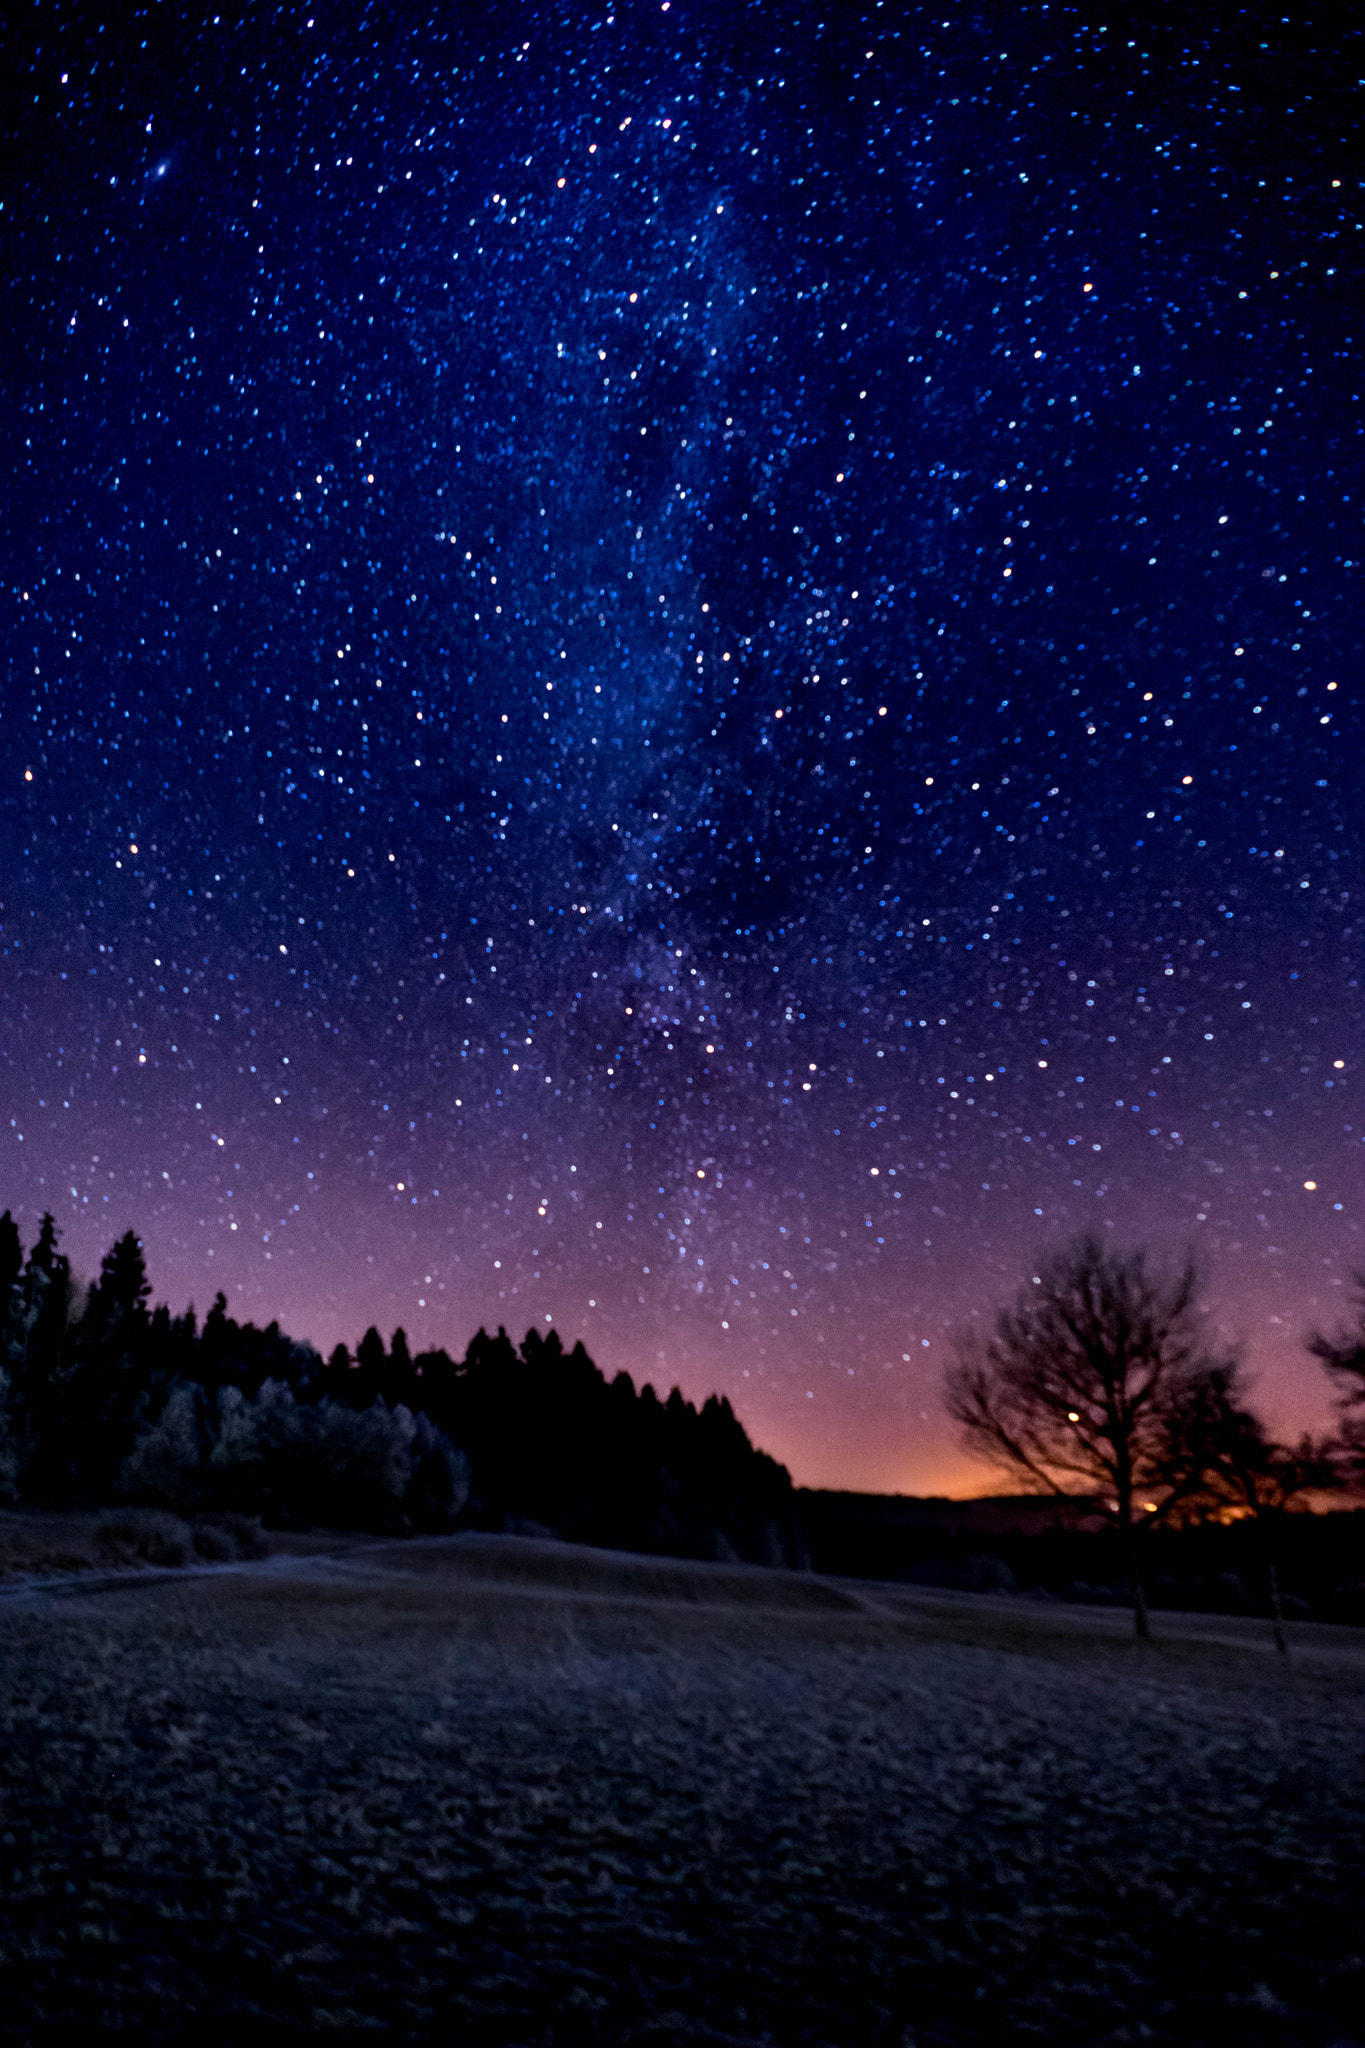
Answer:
(2, 1534, 1362, 2042)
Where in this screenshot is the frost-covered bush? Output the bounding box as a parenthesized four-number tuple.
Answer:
(406, 1407, 471, 1531)
(118, 1383, 205, 1511)
(210, 1380, 466, 1530)
(190, 1512, 267, 1561)
(117, 1376, 469, 1531)
(94, 1509, 193, 1568)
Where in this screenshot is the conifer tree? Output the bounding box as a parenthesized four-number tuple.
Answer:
(90, 1230, 153, 1330)
(14, 1216, 76, 1497)
(0, 1210, 21, 1337)
(356, 1326, 386, 1375)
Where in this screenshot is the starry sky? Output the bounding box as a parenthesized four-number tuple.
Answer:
(3, 2, 1360, 1493)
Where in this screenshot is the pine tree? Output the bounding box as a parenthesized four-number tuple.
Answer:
(61, 1231, 159, 1497)
(88, 1231, 152, 1336)
(356, 1326, 386, 1375)
(17, 1215, 74, 1394)
(0, 1210, 22, 1340)
(14, 1216, 76, 1498)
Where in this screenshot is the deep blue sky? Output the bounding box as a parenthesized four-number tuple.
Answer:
(2, 1, 1359, 1490)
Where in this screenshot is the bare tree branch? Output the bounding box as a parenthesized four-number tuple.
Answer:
(943, 1236, 1238, 1638)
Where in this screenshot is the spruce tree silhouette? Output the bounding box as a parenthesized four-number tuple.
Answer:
(89, 1230, 153, 1331)
(0, 1206, 808, 1558)
(199, 1292, 233, 1394)
(15, 1215, 75, 1498)
(0, 1212, 26, 1474)
(21, 1213, 72, 1357)
(353, 1326, 386, 1408)
(0, 1210, 21, 1333)
(356, 1326, 385, 1373)
(63, 1231, 158, 1497)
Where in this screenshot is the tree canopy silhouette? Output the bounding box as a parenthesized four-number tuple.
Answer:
(0, 1212, 805, 1566)
(945, 1235, 1238, 1635)
(1309, 1273, 1365, 1484)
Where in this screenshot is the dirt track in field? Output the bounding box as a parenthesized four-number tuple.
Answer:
(2, 1532, 1364, 2044)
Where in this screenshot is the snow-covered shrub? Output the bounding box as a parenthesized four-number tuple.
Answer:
(117, 1376, 469, 1532)
(309, 1391, 417, 1507)
(406, 1407, 471, 1530)
(94, 1509, 193, 1568)
(209, 1380, 464, 1529)
(118, 1383, 204, 1510)
(188, 1517, 234, 1561)
(190, 1511, 267, 1561)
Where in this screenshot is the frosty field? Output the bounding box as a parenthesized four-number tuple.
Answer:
(2, 1533, 1363, 2045)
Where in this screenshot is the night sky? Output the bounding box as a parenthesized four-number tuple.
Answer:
(3, 3, 1359, 1493)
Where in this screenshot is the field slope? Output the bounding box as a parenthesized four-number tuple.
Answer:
(2, 1532, 1363, 2044)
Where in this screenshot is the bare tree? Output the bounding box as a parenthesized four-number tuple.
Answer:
(1308, 1272, 1365, 1485)
(1162, 1362, 1340, 1653)
(945, 1235, 1234, 1637)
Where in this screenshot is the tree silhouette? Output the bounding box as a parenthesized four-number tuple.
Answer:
(12, 1214, 75, 1495)
(88, 1230, 153, 1334)
(1161, 1360, 1340, 1652)
(945, 1235, 1233, 1636)
(0, 1210, 22, 1330)
(19, 1212, 72, 1359)
(54, 1230, 162, 1497)
(1308, 1273, 1365, 1484)
(0, 1211, 804, 1557)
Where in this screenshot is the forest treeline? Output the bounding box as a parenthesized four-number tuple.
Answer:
(0, 1211, 807, 1568)
(6, 1211, 1365, 1620)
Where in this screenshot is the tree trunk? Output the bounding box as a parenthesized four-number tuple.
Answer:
(1267, 1561, 1289, 1658)
(1119, 1508, 1151, 1639)
(1132, 1570, 1151, 1639)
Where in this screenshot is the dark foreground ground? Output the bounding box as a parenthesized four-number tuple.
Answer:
(2, 1533, 1364, 2046)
